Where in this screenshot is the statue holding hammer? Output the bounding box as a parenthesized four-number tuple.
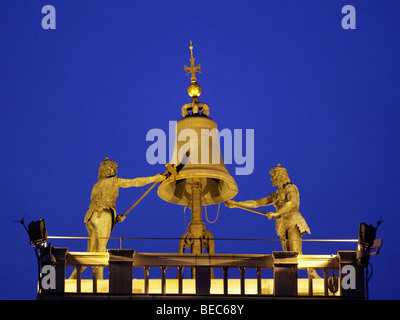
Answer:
(226, 164, 311, 254)
(70, 157, 165, 279)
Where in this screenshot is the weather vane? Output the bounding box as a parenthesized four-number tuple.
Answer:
(184, 41, 202, 83)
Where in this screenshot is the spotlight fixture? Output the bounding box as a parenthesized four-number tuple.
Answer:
(27, 219, 48, 247)
(40, 243, 57, 267)
(357, 219, 383, 267)
(16, 217, 48, 247)
(16, 217, 53, 296)
(356, 218, 383, 299)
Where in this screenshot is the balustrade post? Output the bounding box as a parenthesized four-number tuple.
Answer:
(338, 251, 365, 299)
(161, 266, 167, 295)
(144, 266, 150, 294)
(273, 251, 298, 297)
(195, 266, 210, 295)
(178, 266, 183, 295)
(240, 266, 245, 295)
(223, 267, 228, 295)
(308, 269, 313, 296)
(92, 266, 98, 293)
(256, 267, 262, 295)
(323, 268, 329, 296)
(76, 265, 82, 293)
(52, 247, 67, 294)
(108, 249, 135, 294)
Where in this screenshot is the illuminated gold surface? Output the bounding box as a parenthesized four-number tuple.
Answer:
(64, 278, 338, 296)
(69, 158, 164, 280)
(159, 44, 237, 206)
(159, 42, 237, 258)
(157, 116, 238, 206)
(226, 164, 310, 254)
(62, 252, 341, 296)
(187, 82, 201, 97)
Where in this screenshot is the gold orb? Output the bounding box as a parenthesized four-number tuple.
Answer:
(187, 82, 201, 97)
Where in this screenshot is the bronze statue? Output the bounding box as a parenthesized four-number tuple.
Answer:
(226, 164, 310, 254)
(70, 157, 164, 279)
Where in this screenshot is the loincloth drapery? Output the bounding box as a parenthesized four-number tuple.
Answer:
(274, 211, 310, 239)
(84, 206, 117, 231)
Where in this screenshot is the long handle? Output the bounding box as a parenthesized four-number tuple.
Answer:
(120, 180, 160, 218)
(116, 160, 187, 225)
(231, 203, 270, 217)
(119, 169, 169, 219)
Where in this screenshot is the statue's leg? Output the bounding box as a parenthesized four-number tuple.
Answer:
(96, 209, 112, 252)
(69, 220, 95, 279)
(83, 209, 112, 280)
(69, 266, 84, 279)
(280, 232, 289, 252)
(87, 219, 97, 252)
(95, 209, 113, 280)
(287, 227, 302, 254)
(288, 227, 321, 278)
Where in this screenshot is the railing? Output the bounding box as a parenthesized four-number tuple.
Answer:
(42, 248, 366, 299)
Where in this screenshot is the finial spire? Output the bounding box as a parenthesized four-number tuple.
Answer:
(184, 41, 202, 83)
(181, 42, 210, 116)
(189, 40, 194, 59)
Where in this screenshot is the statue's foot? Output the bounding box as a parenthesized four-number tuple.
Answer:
(307, 268, 321, 279)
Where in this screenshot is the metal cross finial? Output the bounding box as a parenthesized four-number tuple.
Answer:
(184, 41, 202, 83)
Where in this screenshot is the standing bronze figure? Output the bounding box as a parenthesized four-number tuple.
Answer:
(70, 157, 164, 279)
(226, 164, 310, 254)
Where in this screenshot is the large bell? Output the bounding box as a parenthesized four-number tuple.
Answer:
(158, 41, 238, 265)
(157, 110, 238, 206)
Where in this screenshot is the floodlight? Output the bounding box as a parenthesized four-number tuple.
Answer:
(358, 223, 376, 248)
(28, 219, 48, 247)
(357, 221, 383, 267)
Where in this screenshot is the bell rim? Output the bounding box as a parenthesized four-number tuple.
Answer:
(157, 173, 238, 206)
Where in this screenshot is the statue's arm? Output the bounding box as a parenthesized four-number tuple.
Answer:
(237, 196, 271, 208)
(117, 174, 164, 188)
(269, 187, 299, 218)
(226, 193, 275, 208)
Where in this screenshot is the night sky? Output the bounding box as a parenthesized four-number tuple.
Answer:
(1, 1, 399, 299)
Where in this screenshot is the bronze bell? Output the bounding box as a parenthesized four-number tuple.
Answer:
(158, 42, 238, 267)
(157, 112, 238, 206)
(158, 41, 237, 207)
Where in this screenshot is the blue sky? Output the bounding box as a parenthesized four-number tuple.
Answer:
(1, 1, 399, 299)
